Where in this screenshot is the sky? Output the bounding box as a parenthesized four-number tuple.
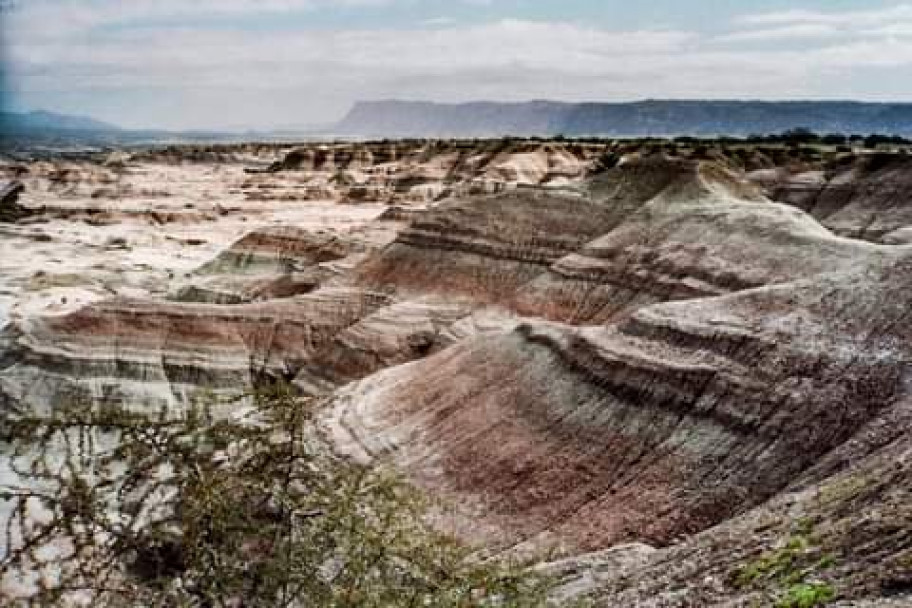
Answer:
(3, 0, 912, 130)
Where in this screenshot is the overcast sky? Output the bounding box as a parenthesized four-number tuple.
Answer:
(4, 0, 912, 130)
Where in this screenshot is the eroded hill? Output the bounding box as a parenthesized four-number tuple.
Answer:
(0, 140, 910, 606)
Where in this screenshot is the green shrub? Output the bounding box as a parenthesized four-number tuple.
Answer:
(732, 523, 837, 608)
(0, 387, 552, 606)
(734, 535, 812, 588)
(776, 582, 835, 608)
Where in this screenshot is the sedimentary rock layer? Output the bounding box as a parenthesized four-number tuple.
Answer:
(756, 154, 912, 243)
(362, 158, 886, 324)
(2, 145, 911, 605)
(325, 249, 911, 557)
(0, 289, 392, 409)
(194, 226, 362, 276)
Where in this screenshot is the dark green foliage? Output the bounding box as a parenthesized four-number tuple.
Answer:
(732, 522, 837, 607)
(863, 133, 912, 148)
(0, 389, 551, 606)
(776, 583, 836, 608)
(782, 128, 820, 145)
(820, 134, 847, 146)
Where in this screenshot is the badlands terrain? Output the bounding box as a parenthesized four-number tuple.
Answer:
(0, 138, 911, 605)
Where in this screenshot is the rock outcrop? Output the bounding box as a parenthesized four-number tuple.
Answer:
(193, 226, 361, 276)
(360, 158, 884, 323)
(517, 167, 882, 323)
(324, 249, 909, 554)
(1, 144, 911, 606)
(754, 154, 912, 243)
(253, 140, 604, 205)
(293, 299, 477, 395)
(322, 155, 912, 604)
(357, 187, 610, 302)
(0, 289, 393, 409)
(0, 181, 33, 222)
(173, 227, 370, 304)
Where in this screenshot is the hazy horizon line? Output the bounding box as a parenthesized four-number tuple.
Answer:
(7, 97, 912, 134)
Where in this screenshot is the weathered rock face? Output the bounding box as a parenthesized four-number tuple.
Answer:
(515, 162, 882, 323)
(355, 158, 707, 302)
(193, 226, 361, 276)
(755, 154, 912, 243)
(357, 188, 615, 302)
(324, 250, 909, 553)
(256, 139, 605, 205)
(293, 299, 477, 395)
(170, 272, 324, 305)
(574, 396, 912, 606)
(320, 155, 912, 603)
(172, 226, 372, 304)
(2, 145, 911, 606)
(0, 289, 393, 410)
(0, 181, 33, 222)
(360, 158, 884, 324)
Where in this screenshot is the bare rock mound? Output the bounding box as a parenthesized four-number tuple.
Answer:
(759, 153, 912, 243)
(173, 227, 370, 304)
(194, 226, 361, 276)
(355, 157, 703, 303)
(360, 157, 884, 324)
(516, 164, 883, 323)
(324, 249, 911, 562)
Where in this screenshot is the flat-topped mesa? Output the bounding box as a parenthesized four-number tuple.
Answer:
(754, 153, 912, 244)
(324, 249, 912, 556)
(0, 289, 393, 411)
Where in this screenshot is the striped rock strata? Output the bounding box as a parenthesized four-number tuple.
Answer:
(2, 152, 911, 605)
(324, 247, 911, 564)
(753, 154, 912, 244)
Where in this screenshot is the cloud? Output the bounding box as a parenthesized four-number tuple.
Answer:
(718, 23, 839, 43)
(727, 4, 912, 43)
(6, 19, 696, 89)
(423, 17, 457, 27)
(5, 2, 912, 129)
(740, 4, 912, 28)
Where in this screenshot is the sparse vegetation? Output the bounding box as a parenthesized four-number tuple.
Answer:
(733, 522, 838, 607)
(0, 387, 552, 606)
(776, 582, 836, 608)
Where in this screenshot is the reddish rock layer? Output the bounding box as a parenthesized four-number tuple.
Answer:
(326, 250, 910, 557)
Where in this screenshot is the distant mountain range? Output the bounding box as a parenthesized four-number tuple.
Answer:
(6, 101, 912, 147)
(1, 110, 122, 134)
(334, 100, 912, 138)
(0, 110, 293, 149)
